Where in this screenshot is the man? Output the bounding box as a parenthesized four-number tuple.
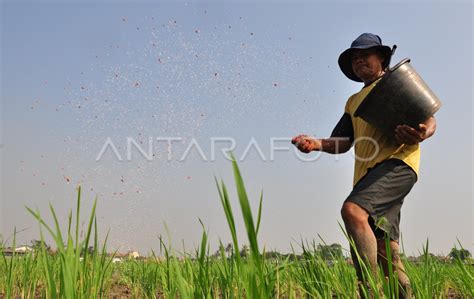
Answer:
(292, 33, 436, 297)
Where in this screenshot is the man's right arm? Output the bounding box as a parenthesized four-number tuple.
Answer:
(292, 113, 354, 154)
(319, 137, 353, 154)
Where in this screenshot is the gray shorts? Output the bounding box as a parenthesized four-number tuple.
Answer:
(345, 159, 417, 241)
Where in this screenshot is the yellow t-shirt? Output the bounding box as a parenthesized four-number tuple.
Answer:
(345, 79, 420, 186)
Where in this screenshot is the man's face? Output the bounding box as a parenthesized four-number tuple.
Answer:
(351, 48, 384, 82)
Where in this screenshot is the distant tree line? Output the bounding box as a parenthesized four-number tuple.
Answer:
(2, 239, 471, 264)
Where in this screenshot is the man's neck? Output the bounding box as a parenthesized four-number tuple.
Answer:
(363, 71, 385, 86)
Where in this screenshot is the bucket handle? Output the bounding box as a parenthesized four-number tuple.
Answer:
(389, 58, 411, 73)
(385, 45, 397, 71)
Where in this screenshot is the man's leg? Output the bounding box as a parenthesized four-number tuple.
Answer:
(341, 202, 378, 280)
(377, 240, 412, 298)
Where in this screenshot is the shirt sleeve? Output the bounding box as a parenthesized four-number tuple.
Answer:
(330, 113, 354, 143)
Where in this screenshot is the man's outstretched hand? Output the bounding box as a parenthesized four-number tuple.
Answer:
(291, 134, 322, 153)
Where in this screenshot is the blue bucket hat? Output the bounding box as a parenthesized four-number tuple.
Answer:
(338, 33, 393, 82)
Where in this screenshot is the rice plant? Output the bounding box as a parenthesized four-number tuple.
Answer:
(0, 159, 471, 298)
(25, 186, 115, 298)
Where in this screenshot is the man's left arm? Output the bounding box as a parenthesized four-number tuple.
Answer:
(395, 116, 437, 145)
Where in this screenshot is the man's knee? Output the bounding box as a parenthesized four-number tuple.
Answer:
(390, 242, 401, 263)
(341, 202, 369, 225)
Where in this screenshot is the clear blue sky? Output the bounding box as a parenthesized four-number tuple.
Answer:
(1, 0, 472, 256)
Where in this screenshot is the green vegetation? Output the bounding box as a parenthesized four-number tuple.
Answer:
(1, 158, 472, 298)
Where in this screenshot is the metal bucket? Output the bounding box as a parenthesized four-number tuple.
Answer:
(354, 58, 442, 136)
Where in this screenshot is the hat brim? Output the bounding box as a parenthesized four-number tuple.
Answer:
(338, 45, 392, 82)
